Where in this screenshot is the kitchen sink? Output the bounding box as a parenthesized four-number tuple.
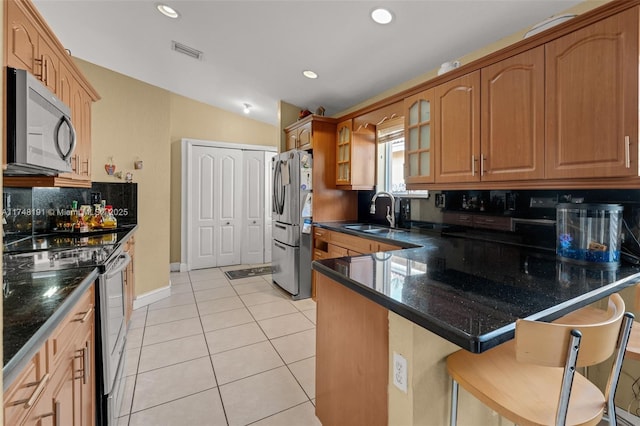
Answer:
(343, 224, 390, 232)
(363, 228, 406, 234)
(342, 224, 406, 234)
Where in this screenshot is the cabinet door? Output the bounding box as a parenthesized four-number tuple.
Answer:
(404, 89, 435, 184)
(297, 122, 313, 150)
(36, 34, 60, 94)
(285, 130, 297, 151)
(481, 47, 545, 181)
(546, 7, 639, 179)
(336, 119, 352, 185)
(435, 72, 481, 183)
(6, 0, 38, 73)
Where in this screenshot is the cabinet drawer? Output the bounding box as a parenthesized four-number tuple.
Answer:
(313, 227, 330, 242)
(376, 242, 402, 252)
(327, 244, 349, 258)
(314, 249, 329, 260)
(3, 347, 48, 426)
(330, 232, 374, 254)
(47, 285, 95, 370)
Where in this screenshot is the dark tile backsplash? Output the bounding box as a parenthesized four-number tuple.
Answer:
(3, 183, 137, 237)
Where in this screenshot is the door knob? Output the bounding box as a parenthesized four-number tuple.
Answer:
(226, 222, 230, 225)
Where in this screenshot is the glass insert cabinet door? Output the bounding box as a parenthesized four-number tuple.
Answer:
(336, 119, 352, 184)
(404, 89, 435, 184)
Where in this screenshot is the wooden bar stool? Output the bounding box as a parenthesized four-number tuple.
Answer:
(446, 294, 633, 426)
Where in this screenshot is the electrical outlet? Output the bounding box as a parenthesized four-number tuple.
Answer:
(393, 352, 408, 393)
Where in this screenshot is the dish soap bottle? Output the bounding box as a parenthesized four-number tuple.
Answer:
(102, 205, 117, 229)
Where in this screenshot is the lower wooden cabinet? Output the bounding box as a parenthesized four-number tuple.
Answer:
(315, 273, 388, 425)
(311, 226, 403, 298)
(3, 284, 95, 426)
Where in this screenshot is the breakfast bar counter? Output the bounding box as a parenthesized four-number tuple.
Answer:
(312, 222, 640, 353)
(311, 222, 640, 426)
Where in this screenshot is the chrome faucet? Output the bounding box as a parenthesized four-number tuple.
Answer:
(370, 191, 396, 228)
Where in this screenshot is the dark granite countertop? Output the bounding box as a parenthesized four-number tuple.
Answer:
(312, 222, 640, 353)
(3, 226, 137, 390)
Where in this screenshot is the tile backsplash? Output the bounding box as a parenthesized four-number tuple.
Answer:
(3, 182, 137, 237)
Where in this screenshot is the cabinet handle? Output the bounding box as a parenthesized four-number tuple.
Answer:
(471, 155, 476, 176)
(625, 136, 631, 168)
(85, 342, 91, 384)
(11, 373, 50, 408)
(481, 155, 486, 177)
(77, 305, 93, 323)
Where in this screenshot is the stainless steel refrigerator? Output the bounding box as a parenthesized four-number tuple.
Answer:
(271, 149, 312, 299)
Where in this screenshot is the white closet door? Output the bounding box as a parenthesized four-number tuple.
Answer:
(242, 151, 265, 264)
(216, 149, 243, 266)
(189, 146, 242, 269)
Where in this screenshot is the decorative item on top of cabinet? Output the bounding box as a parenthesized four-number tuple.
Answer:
(434, 71, 481, 183)
(404, 89, 435, 184)
(480, 46, 545, 181)
(284, 115, 336, 151)
(545, 6, 639, 179)
(335, 119, 375, 190)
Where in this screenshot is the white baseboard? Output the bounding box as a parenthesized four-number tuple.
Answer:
(132, 284, 171, 310)
(169, 262, 190, 272)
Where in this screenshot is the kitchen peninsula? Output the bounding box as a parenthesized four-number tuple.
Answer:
(312, 223, 640, 426)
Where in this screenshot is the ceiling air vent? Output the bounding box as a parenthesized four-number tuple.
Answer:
(171, 41, 203, 60)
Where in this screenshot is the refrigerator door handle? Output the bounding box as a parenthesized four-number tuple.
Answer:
(274, 242, 287, 251)
(275, 223, 287, 230)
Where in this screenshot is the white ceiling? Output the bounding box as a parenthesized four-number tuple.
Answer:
(32, 0, 583, 126)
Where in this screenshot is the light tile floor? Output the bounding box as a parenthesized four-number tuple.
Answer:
(117, 265, 322, 426)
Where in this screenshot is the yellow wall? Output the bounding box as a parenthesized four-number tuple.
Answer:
(75, 59, 279, 290)
(75, 59, 172, 296)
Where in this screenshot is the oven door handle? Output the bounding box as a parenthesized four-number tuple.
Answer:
(106, 252, 131, 279)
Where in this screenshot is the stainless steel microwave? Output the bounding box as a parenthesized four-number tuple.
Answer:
(5, 66, 76, 175)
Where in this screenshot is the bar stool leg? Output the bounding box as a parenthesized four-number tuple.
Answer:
(451, 379, 459, 426)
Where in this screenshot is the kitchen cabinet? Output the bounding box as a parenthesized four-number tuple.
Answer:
(3, 284, 95, 426)
(315, 272, 388, 426)
(4, 0, 100, 188)
(545, 7, 639, 179)
(434, 71, 481, 183)
(404, 89, 435, 184)
(312, 226, 403, 298)
(283, 115, 335, 151)
(481, 47, 545, 181)
(124, 235, 136, 325)
(335, 119, 376, 190)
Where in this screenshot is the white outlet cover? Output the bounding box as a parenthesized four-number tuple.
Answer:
(393, 352, 408, 393)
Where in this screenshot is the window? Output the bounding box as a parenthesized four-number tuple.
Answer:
(376, 117, 429, 198)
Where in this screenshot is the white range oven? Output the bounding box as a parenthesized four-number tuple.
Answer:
(96, 245, 131, 426)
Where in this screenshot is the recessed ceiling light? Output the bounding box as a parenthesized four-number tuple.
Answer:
(157, 4, 180, 19)
(371, 8, 393, 25)
(303, 70, 318, 79)
(243, 103, 251, 114)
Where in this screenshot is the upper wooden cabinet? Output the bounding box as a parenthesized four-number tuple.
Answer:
(545, 7, 639, 179)
(481, 46, 545, 181)
(404, 89, 435, 184)
(4, 0, 100, 188)
(284, 115, 336, 152)
(434, 71, 481, 183)
(335, 119, 375, 190)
